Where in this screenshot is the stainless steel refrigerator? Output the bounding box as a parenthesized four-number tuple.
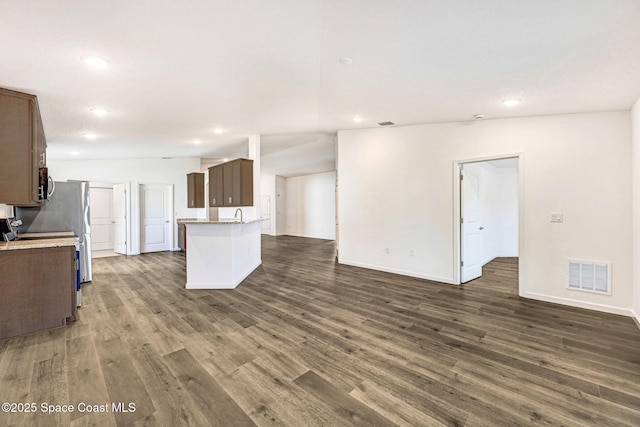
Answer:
(15, 181, 92, 305)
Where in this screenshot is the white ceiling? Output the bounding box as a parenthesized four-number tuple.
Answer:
(1, 0, 640, 177)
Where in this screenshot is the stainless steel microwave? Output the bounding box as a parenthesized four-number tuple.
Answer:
(39, 167, 55, 201)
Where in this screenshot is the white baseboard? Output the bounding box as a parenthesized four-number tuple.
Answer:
(632, 309, 640, 330)
(336, 258, 636, 321)
(522, 291, 634, 317)
(337, 258, 456, 285)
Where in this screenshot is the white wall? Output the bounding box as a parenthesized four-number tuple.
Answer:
(338, 111, 633, 316)
(477, 162, 519, 262)
(285, 171, 336, 240)
(632, 97, 640, 324)
(464, 162, 519, 266)
(493, 167, 519, 257)
(48, 157, 201, 254)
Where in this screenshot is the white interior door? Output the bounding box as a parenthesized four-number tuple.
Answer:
(113, 183, 127, 254)
(89, 186, 114, 251)
(461, 165, 482, 283)
(140, 184, 172, 253)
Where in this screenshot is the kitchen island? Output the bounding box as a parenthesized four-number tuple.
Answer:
(178, 219, 263, 289)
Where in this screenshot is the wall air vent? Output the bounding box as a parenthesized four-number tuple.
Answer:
(377, 121, 395, 126)
(568, 259, 611, 295)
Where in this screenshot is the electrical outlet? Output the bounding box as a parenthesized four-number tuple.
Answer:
(409, 249, 414, 256)
(550, 212, 563, 223)
(385, 247, 390, 254)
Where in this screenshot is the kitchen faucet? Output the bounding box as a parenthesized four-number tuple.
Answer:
(234, 208, 243, 223)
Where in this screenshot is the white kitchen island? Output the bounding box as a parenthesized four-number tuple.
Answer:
(178, 219, 263, 289)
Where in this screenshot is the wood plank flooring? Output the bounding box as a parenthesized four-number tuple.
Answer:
(1, 235, 639, 426)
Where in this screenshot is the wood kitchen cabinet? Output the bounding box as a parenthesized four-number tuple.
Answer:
(0, 245, 76, 340)
(187, 172, 205, 208)
(208, 158, 253, 207)
(0, 87, 47, 206)
(178, 223, 186, 251)
(208, 164, 224, 207)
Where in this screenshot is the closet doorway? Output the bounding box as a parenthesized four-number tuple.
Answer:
(458, 157, 520, 284)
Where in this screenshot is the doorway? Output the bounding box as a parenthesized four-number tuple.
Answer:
(90, 183, 114, 253)
(457, 156, 521, 287)
(90, 182, 128, 258)
(139, 183, 173, 253)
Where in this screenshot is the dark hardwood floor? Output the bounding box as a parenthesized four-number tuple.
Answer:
(1, 235, 639, 426)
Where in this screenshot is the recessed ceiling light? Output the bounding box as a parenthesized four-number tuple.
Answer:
(193, 139, 202, 145)
(339, 57, 353, 65)
(70, 150, 80, 156)
(83, 133, 97, 140)
(474, 114, 486, 120)
(502, 98, 521, 107)
(223, 158, 228, 162)
(213, 128, 224, 135)
(81, 55, 110, 68)
(89, 107, 109, 116)
(352, 116, 363, 123)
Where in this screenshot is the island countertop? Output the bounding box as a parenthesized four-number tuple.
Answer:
(177, 219, 265, 225)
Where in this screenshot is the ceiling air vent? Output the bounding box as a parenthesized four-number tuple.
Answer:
(377, 121, 395, 126)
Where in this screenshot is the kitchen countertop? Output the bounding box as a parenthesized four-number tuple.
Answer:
(1, 236, 78, 251)
(18, 231, 76, 239)
(177, 219, 265, 225)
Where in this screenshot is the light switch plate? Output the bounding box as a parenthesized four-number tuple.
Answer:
(550, 212, 563, 223)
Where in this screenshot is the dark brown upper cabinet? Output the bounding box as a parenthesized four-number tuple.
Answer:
(208, 164, 224, 207)
(187, 172, 205, 208)
(0, 87, 47, 206)
(208, 158, 253, 207)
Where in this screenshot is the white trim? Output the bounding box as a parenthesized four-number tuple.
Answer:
(338, 258, 456, 285)
(523, 291, 633, 317)
(113, 181, 133, 256)
(632, 309, 640, 330)
(285, 233, 334, 241)
(89, 181, 115, 189)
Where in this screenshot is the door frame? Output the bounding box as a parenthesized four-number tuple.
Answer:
(113, 182, 132, 255)
(138, 183, 174, 253)
(112, 181, 135, 255)
(452, 153, 525, 296)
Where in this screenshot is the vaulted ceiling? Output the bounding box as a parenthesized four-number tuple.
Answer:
(1, 0, 639, 177)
